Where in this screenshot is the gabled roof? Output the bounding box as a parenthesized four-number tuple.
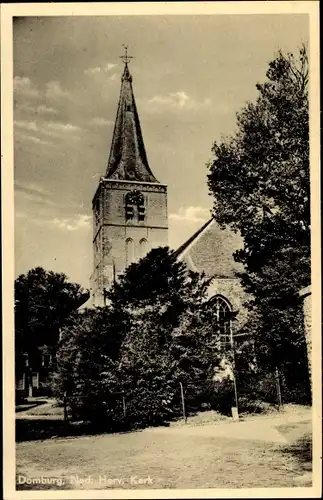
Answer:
(105, 63, 159, 183)
(174, 218, 214, 258)
(175, 217, 244, 279)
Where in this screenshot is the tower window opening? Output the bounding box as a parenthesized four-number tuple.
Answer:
(126, 238, 135, 267)
(138, 204, 145, 221)
(125, 191, 145, 222)
(139, 238, 148, 258)
(125, 204, 134, 220)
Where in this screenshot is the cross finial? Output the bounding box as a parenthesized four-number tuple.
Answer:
(119, 44, 133, 66)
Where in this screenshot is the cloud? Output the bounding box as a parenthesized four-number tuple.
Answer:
(16, 211, 28, 219)
(15, 181, 57, 205)
(90, 117, 114, 127)
(15, 183, 90, 230)
(13, 76, 39, 97)
(15, 119, 80, 144)
(106, 63, 117, 72)
(13, 76, 31, 89)
(149, 92, 189, 109)
(45, 80, 70, 99)
(16, 103, 58, 115)
(37, 104, 57, 115)
(15, 131, 56, 147)
(169, 206, 211, 223)
(84, 63, 117, 75)
(52, 214, 91, 232)
(84, 66, 101, 75)
(16, 103, 57, 115)
(14, 76, 70, 103)
(45, 121, 81, 133)
(14, 120, 38, 132)
(142, 92, 211, 114)
(15, 181, 48, 196)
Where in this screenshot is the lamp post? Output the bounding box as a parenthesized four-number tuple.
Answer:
(229, 323, 239, 420)
(103, 287, 108, 306)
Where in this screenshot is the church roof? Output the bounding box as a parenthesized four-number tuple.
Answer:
(175, 217, 244, 279)
(105, 63, 159, 183)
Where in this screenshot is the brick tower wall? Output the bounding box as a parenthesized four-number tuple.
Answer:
(91, 179, 168, 306)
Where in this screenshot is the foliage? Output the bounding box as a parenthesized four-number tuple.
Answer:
(53, 307, 123, 426)
(15, 267, 88, 372)
(115, 247, 220, 426)
(55, 248, 224, 429)
(207, 45, 310, 394)
(170, 299, 223, 413)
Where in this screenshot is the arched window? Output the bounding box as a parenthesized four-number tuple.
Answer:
(139, 238, 148, 259)
(212, 295, 232, 347)
(125, 238, 135, 267)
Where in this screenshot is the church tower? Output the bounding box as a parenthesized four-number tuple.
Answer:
(91, 50, 168, 306)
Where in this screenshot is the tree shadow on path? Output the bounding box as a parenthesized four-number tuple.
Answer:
(277, 422, 312, 481)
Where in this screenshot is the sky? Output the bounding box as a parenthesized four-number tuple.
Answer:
(13, 14, 308, 289)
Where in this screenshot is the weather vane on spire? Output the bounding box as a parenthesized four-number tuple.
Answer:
(120, 45, 133, 65)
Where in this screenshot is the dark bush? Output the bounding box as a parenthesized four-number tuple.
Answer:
(210, 377, 235, 415)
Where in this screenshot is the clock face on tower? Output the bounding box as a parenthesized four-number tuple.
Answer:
(126, 190, 144, 206)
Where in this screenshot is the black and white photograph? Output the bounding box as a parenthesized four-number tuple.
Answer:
(1, 2, 321, 498)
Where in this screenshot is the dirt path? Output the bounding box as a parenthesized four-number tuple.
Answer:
(16, 408, 312, 491)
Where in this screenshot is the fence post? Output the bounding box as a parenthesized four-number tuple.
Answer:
(179, 382, 187, 423)
(274, 367, 283, 409)
(63, 391, 68, 422)
(122, 395, 127, 419)
(28, 367, 33, 398)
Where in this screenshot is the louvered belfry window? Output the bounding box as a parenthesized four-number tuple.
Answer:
(125, 190, 145, 222)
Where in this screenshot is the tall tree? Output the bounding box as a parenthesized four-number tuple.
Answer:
(55, 247, 222, 429)
(113, 247, 216, 426)
(15, 267, 88, 395)
(207, 46, 310, 395)
(54, 307, 121, 425)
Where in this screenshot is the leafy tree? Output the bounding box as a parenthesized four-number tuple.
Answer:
(15, 267, 88, 394)
(207, 45, 310, 397)
(108, 247, 206, 318)
(170, 296, 223, 413)
(115, 247, 217, 426)
(55, 248, 223, 429)
(53, 308, 122, 426)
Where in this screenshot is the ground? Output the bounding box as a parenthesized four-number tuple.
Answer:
(15, 400, 312, 490)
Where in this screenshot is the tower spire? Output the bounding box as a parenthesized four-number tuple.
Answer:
(105, 48, 159, 183)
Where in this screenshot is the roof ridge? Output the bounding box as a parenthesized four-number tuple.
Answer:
(175, 217, 214, 258)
